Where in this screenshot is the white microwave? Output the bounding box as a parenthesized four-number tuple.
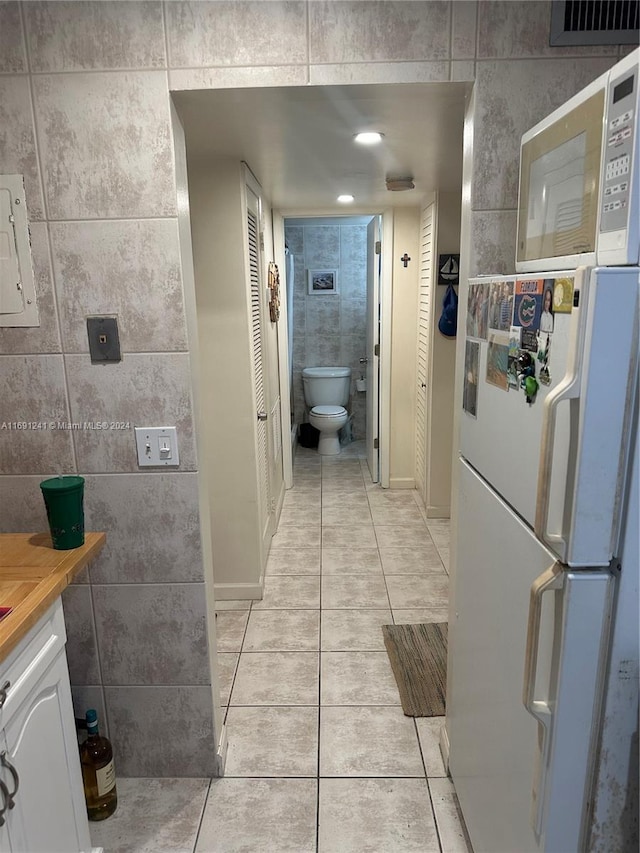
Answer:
(516, 48, 639, 273)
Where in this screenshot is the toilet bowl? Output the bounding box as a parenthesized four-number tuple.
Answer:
(308, 405, 349, 455)
(302, 366, 352, 456)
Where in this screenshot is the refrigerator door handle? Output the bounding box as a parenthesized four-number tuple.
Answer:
(535, 380, 579, 556)
(523, 567, 615, 848)
(535, 270, 588, 558)
(522, 562, 564, 838)
(522, 562, 563, 722)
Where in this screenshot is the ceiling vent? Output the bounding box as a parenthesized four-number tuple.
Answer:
(386, 177, 415, 192)
(550, 1, 639, 45)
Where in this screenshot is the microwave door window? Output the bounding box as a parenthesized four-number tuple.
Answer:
(517, 88, 604, 268)
(528, 132, 589, 257)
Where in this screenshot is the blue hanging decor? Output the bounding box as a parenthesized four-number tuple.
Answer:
(438, 283, 458, 337)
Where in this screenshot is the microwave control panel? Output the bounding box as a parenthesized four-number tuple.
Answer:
(600, 66, 637, 235)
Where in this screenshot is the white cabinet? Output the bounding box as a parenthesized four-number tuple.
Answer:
(0, 601, 94, 853)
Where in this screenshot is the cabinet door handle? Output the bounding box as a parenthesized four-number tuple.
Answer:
(0, 753, 18, 807)
(0, 681, 10, 709)
(0, 778, 10, 826)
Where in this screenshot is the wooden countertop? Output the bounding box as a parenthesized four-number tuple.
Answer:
(0, 532, 106, 663)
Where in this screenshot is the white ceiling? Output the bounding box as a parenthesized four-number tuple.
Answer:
(173, 82, 469, 212)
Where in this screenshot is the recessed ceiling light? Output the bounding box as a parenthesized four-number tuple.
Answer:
(337, 194, 355, 203)
(354, 132, 384, 145)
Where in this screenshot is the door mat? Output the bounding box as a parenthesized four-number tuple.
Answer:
(382, 622, 448, 717)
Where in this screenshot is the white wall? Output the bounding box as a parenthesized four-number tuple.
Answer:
(171, 103, 226, 771)
(189, 158, 264, 597)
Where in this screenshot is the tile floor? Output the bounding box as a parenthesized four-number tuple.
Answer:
(90, 442, 473, 853)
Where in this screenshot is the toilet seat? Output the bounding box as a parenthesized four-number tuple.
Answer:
(310, 405, 347, 418)
(308, 405, 348, 456)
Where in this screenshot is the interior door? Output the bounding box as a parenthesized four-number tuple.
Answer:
(366, 216, 380, 482)
(415, 200, 436, 506)
(245, 181, 273, 565)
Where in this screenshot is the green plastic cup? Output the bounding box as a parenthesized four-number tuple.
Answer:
(40, 476, 85, 550)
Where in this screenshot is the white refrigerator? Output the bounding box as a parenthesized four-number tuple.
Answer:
(447, 265, 639, 852)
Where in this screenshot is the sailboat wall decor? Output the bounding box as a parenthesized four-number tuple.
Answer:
(438, 253, 460, 286)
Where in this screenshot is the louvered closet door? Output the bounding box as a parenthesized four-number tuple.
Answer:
(415, 201, 435, 507)
(246, 189, 272, 552)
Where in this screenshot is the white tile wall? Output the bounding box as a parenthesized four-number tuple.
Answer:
(24, 1, 166, 71)
(32, 71, 176, 220)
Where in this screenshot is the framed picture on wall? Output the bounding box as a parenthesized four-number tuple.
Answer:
(308, 269, 338, 295)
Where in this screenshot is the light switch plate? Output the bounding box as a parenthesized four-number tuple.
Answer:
(134, 426, 179, 467)
(87, 316, 121, 362)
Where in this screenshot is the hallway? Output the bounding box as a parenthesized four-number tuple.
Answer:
(208, 442, 471, 851)
(89, 443, 472, 852)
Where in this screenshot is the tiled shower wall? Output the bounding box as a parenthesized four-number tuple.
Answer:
(0, 0, 626, 776)
(286, 221, 368, 438)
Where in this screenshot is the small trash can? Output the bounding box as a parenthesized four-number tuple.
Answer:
(339, 413, 354, 446)
(298, 423, 320, 448)
(40, 475, 85, 550)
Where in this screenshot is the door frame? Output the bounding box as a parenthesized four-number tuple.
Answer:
(273, 208, 392, 487)
(243, 167, 277, 559)
(365, 214, 380, 483)
(272, 213, 294, 489)
(379, 209, 393, 488)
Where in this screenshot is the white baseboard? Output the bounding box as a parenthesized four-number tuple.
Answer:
(439, 720, 451, 774)
(214, 581, 263, 600)
(389, 477, 416, 490)
(213, 723, 228, 777)
(427, 505, 451, 519)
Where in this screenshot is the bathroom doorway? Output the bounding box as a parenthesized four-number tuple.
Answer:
(174, 81, 467, 495)
(276, 212, 391, 483)
(171, 79, 467, 770)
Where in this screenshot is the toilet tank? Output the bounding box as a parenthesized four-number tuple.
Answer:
(302, 367, 351, 407)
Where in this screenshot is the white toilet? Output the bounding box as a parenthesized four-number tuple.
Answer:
(302, 366, 351, 456)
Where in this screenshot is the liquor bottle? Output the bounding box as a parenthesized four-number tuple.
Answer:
(80, 709, 117, 820)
